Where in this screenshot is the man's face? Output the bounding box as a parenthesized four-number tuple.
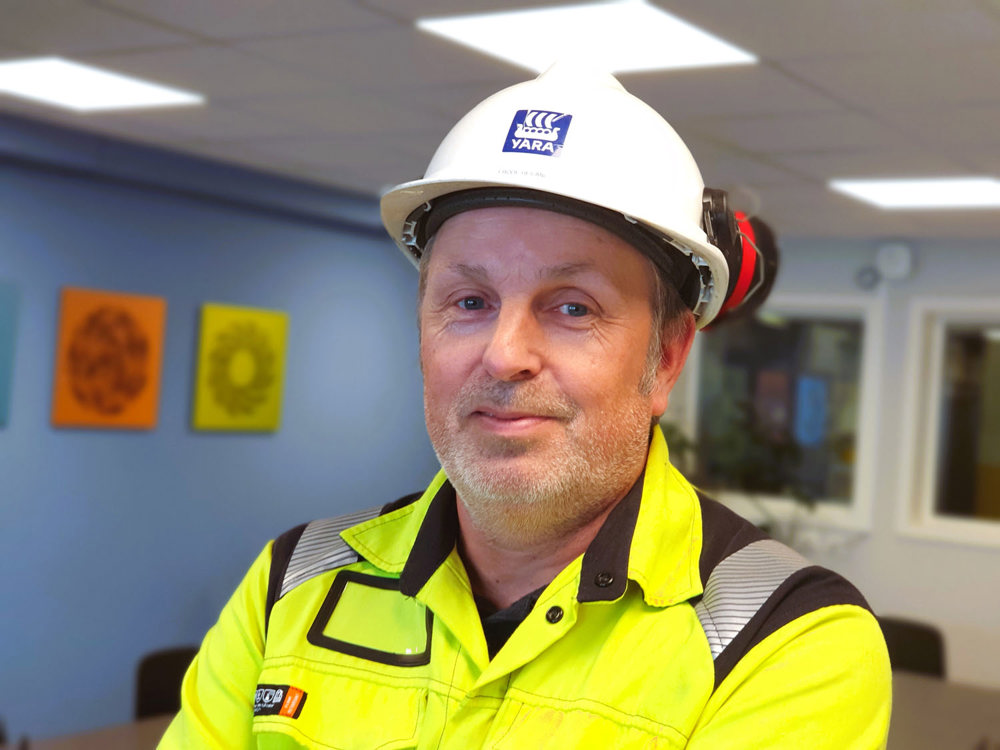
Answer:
(419, 206, 690, 547)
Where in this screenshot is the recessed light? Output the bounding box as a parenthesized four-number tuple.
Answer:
(0, 57, 204, 112)
(416, 0, 756, 74)
(830, 177, 1000, 209)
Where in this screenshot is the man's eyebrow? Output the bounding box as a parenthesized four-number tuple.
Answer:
(443, 260, 596, 282)
(538, 261, 596, 280)
(446, 262, 491, 282)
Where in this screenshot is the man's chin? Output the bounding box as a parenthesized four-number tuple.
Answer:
(464, 431, 543, 459)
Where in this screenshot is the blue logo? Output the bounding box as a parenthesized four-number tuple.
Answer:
(503, 109, 572, 156)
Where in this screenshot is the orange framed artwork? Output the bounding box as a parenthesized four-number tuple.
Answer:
(51, 287, 167, 429)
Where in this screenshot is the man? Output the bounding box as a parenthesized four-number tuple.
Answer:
(161, 64, 891, 748)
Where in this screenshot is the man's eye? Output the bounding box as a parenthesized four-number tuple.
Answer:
(458, 296, 486, 310)
(558, 303, 589, 317)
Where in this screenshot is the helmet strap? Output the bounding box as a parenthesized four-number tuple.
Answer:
(407, 187, 701, 310)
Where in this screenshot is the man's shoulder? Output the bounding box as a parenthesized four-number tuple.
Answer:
(693, 492, 874, 688)
(264, 492, 424, 632)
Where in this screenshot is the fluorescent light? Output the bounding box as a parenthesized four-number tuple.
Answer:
(0, 57, 204, 112)
(417, 0, 757, 74)
(830, 177, 1000, 209)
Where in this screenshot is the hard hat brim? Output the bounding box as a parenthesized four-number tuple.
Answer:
(381, 176, 729, 327)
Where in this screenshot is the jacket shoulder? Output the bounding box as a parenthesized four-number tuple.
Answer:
(264, 492, 423, 630)
(695, 493, 872, 688)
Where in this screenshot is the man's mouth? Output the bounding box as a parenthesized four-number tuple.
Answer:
(474, 409, 545, 420)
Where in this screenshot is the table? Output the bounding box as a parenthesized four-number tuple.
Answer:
(27, 715, 170, 750)
(890, 672, 1000, 749)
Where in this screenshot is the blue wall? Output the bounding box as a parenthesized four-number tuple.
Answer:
(0, 115, 440, 739)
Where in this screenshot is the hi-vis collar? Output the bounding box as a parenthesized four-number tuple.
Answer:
(337, 426, 705, 609)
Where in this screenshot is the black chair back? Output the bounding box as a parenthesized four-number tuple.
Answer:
(878, 616, 946, 678)
(135, 646, 199, 719)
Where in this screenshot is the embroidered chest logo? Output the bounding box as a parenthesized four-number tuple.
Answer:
(254, 684, 307, 719)
(503, 109, 573, 156)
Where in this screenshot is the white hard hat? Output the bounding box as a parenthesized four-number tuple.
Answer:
(380, 62, 730, 327)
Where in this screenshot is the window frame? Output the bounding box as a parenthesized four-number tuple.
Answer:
(673, 292, 883, 533)
(898, 295, 1000, 547)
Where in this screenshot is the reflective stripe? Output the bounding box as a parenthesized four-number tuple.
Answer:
(695, 539, 809, 659)
(279, 507, 381, 599)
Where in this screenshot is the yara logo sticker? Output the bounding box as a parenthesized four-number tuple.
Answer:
(503, 110, 572, 156)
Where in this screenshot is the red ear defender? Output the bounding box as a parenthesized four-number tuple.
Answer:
(721, 212, 759, 314)
(700, 187, 780, 329)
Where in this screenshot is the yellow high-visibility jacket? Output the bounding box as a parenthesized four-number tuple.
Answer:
(160, 427, 891, 748)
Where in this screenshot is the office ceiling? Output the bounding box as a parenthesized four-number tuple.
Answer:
(3, 0, 1000, 241)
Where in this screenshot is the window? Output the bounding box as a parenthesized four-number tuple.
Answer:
(696, 314, 861, 504)
(902, 298, 1000, 545)
(666, 294, 880, 531)
(935, 326, 1000, 521)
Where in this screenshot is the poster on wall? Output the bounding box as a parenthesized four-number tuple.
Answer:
(51, 287, 167, 429)
(0, 280, 20, 427)
(192, 303, 288, 432)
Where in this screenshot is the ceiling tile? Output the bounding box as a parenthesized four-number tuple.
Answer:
(229, 91, 453, 137)
(754, 185, 923, 240)
(95, 0, 393, 40)
(237, 25, 521, 93)
(693, 111, 909, 154)
(908, 210, 1000, 240)
(788, 46, 1000, 110)
(83, 44, 331, 98)
(84, 102, 321, 141)
(880, 105, 1000, 150)
(774, 149, 967, 182)
(0, 0, 192, 54)
(662, 0, 1000, 60)
(384, 77, 525, 122)
(623, 64, 841, 120)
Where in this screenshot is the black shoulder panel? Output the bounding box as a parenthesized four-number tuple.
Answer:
(696, 493, 769, 582)
(265, 522, 307, 636)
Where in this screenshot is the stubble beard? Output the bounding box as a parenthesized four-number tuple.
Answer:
(425, 376, 653, 549)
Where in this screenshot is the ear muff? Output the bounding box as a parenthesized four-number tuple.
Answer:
(701, 188, 780, 327)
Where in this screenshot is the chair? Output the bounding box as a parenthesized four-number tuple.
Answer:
(877, 616, 946, 678)
(135, 645, 199, 719)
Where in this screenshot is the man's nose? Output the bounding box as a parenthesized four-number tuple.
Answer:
(481, 304, 543, 382)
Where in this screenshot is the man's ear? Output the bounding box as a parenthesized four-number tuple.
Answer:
(649, 316, 696, 418)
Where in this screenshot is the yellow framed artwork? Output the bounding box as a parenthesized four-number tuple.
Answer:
(192, 303, 289, 431)
(51, 287, 167, 429)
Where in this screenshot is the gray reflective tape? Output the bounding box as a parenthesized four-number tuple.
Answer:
(694, 539, 809, 659)
(279, 507, 381, 599)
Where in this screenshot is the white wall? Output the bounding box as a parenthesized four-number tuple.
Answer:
(769, 236, 1000, 689)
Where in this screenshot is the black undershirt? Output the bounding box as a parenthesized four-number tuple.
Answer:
(475, 586, 547, 659)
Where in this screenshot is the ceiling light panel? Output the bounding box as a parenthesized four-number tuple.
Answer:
(417, 0, 757, 74)
(0, 57, 204, 112)
(830, 177, 1000, 209)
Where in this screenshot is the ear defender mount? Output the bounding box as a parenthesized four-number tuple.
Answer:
(701, 188, 780, 328)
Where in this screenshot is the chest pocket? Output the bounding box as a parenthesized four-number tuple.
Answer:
(255, 571, 432, 749)
(251, 674, 426, 750)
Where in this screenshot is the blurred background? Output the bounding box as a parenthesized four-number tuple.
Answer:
(2, 0, 1000, 743)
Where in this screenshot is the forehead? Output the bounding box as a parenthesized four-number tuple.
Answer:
(425, 206, 653, 285)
